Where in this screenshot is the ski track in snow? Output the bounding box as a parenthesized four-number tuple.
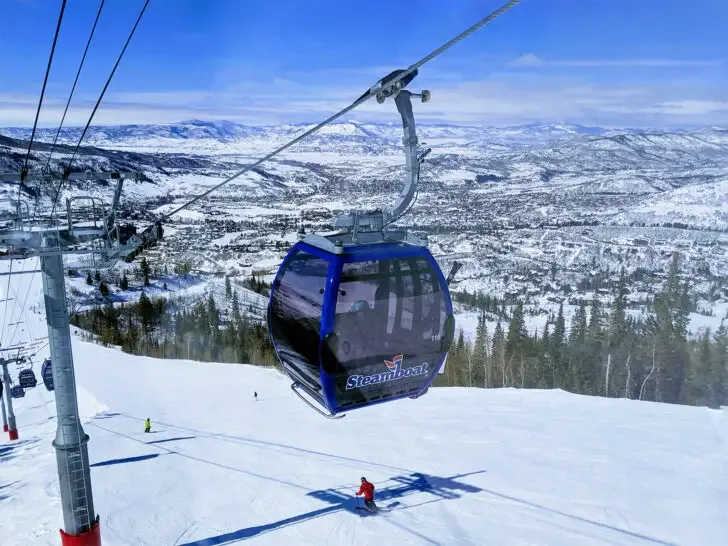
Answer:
(0, 258, 727, 545)
(2, 339, 726, 545)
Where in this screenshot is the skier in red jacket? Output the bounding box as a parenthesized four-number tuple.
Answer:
(356, 477, 377, 511)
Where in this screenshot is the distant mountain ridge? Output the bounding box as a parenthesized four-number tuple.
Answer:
(0, 119, 664, 146)
(1, 119, 727, 233)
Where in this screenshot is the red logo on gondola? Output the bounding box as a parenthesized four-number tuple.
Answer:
(384, 354, 403, 371)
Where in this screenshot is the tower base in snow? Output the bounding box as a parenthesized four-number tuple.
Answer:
(60, 517, 101, 546)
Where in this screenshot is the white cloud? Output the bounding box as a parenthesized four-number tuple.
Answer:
(1, 70, 727, 129)
(510, 54, 723, 69)
(560, 59, 723, 68)
(649, 100, 728, 116)
(511, 54, 544, 68)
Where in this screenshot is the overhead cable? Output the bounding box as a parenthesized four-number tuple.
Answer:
(157, 0, 521, 223)
(50, 0, 150, 222)
(45, 0, 106, 169)
(19, 0, 67, 193)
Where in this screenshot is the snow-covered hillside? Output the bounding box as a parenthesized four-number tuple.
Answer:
(2, 340, 726, 545)
(0, 260, 725, 546)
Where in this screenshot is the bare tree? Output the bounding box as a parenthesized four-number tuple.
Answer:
(520, 355, 525, 388)
(624, 353, 632, 398)
(640, 345, 656, 401)
(605, 353, 611, 397)
(501, 353, 507, 387)
(483, 341, 490, 389)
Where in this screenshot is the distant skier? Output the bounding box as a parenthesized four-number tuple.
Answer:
(356, 477, 377, 511)
(144, 418, 151, 433)
(254, 391, 258, 401)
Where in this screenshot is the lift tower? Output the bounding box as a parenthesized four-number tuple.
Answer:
(0, 170, 142, 546)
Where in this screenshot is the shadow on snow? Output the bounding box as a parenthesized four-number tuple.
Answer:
(90, 453, 161, 467)
(147, 436, 197, 445)
(0, 439, 38, 461)
(0, 480, 20, 502)
(179, 471, 485, 546)
(113, 412, 416, 475)
(92, 412, 122, 420)
(88, 415, 676, 546)
(180, 470, 677, 546)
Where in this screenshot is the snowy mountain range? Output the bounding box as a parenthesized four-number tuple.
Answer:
(3, 119, 726, 169)
(1, 120, 727, 309)
(2, 119, 726, 207)
(0, 119, 616, 147)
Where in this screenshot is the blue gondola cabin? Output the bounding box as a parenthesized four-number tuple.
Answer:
(18, 368, 37, 389)
(268, 237, 454, 417)
(10, 385, 25, 399)
(41, 359, 54, 391)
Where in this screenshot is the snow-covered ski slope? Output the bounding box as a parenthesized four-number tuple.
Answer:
(2, 337, 726, 545)
(0, 258, 726, 545)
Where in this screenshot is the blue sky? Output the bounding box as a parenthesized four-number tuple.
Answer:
(1, 0, 726, 128)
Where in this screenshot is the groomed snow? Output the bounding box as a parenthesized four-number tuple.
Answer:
(1, 337, 726, 545)
(0, 258, 726, 545)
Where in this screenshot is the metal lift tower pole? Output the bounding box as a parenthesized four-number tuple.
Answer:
(42, 234, 99, 542)
(0, 170, 140, 545)
(1, 358, 18, 440)
(1, 390, 7, 432)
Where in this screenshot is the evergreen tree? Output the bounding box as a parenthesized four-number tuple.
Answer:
(194, 300, 210, 339)
(120, 272, 129, 290)
(570, 302, 587, 344)
(506, 301, 527, 364)
(587, 297, 603, 343)
(652, 253, 689, 403)
(94, 270, 101, 282)
(86, 271, 93, 285)
(174, 261, 191, 279)
(683, 331, 715, 407)
(231, 290, 242, 326)
(606, 269, 629, 397)
(550, 303, 566, 387)
(542, 324, 550, 348)
(713, 322, 728, 406)
(100, 300, 118, 345)
(450, 329, 467, 386)
(569, 302, 588, 393)
(225, 276, 232, 300)
(99, 281, 109, 298)
(491, 321, 506, 387)
(138, 291, 154, 335)
(584, 296, 604, 394)
(472, 312, 488, 388)
(208, 294, 220, 331)
(70, 292, 278, 366)
(140, 257, 151, 287)
(124, 314, 139, 353)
